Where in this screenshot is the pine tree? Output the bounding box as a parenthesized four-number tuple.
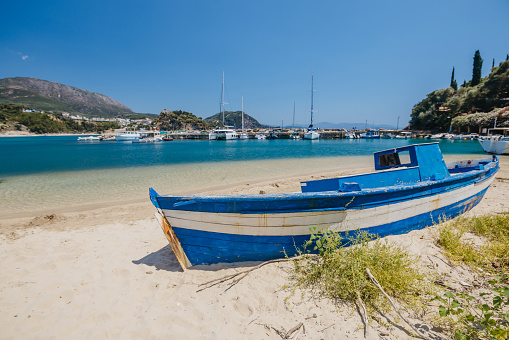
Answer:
(450, 67, 458, 90)
(506, 54, 509, 61)
(471, 50, 483, 86)
(492, 58, 495, 68)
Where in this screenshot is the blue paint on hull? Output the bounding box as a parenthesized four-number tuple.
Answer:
(173, 186, 489, 265)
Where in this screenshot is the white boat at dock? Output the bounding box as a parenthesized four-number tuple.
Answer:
(132, 130, 163, 143)
(115, 129, 141, 141)
(395, 131, 412, 139)
(479, 128, 509, 155)
(77, 135, 101, 141)
(209, 72, 240, 141)
(303, 70, 320, 140)
(209, 128, 239, 140)
(359, 129, 380, 139)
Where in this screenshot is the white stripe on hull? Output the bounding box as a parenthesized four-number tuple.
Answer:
(162, 176, 494, 237)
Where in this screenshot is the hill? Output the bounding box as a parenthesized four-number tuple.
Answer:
(204, 111, 266, 129)
(0, 103, 120, 134)
(152, 109, 210, 131)
(0, 77, 134, 117)
(410, 59, 509, 131)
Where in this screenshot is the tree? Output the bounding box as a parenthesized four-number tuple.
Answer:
(450, 67, 458, 90)
(471, 50, 483, 86)
(492, 58, 495, 68)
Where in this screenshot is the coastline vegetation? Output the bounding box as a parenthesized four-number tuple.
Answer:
(152, 109, 210, 131)
(410, 53, 509, 132)
(436, 214, 509, 275)
(433, 214, 509, 338)
(0, 103, 120, 134)
(290, 229, 436, 313)
(289, 214, 509, 338)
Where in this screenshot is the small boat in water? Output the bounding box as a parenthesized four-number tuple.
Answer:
(150, 143, 499, 270)
(395, 131, 412, 139)
(360, 129, 381, 139)
(77, 135, 101, 141)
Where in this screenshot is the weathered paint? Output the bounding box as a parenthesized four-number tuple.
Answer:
(154, 212, 192, 269)
(169, 186, 489, 266)
(149, 143, 499, 269)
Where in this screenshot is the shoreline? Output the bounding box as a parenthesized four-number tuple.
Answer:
(0, 132, 102, 137)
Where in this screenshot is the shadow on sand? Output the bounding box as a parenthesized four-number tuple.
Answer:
(132, 244, 183, 272)
(133, 244, 268, 273)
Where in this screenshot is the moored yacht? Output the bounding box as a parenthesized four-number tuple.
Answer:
(209, 71, 240, 141)
(360, 129, 381, 139)
(209, 128, 239, 140)
(303, 70, 320, 140)
(115, 129, 141, 141)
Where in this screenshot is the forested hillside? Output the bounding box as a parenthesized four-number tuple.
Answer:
(410, 54, 509, 132)
(0, 104, 119, 134)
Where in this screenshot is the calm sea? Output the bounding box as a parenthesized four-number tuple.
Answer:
(0, 136, 486, 217)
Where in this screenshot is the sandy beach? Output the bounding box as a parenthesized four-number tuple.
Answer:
(1, 156, 508, 339)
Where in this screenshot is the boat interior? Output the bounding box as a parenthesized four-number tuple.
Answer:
(301, 143, 496, 193)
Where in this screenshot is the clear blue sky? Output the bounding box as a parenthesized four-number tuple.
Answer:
(1, 0, 508, 127)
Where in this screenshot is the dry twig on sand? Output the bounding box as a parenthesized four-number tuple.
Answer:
(197, 255, 311, 292)
(356, 289, 370, 338)
(366, 268, 432, 340)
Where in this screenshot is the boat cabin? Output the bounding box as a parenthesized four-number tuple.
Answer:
(301, 143, 470, 193)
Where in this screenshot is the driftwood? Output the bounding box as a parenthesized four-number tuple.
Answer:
(366, 268, 432, 340)
(356, 290, 370, 338)
(197, 255, 311, 292)
(285, 322, 305, 339)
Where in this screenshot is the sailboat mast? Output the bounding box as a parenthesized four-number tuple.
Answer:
(310, 70, 314, 129)
(292, 101, 295, 130)
(241, 95, 244, 133)
(222, 71, 225, 127)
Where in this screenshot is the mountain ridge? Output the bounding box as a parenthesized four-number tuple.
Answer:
(0, 77, 134, 117)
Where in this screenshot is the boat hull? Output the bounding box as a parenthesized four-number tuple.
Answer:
(151, 160, 498, 269)
(161, 184, 489, 265)
(115, 134, 140, 141)
(303, 131, 320, 140)
(479, 139, 509, 155)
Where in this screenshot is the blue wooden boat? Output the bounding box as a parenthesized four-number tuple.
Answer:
(150, 143, 499, 270)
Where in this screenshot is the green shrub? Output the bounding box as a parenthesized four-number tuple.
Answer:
(291, 229, 435, 312)
(432, 276, 509, 340)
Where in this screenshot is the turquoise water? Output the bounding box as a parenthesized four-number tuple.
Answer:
(0, 136, 485, 177)
(0, 136, 486, 217)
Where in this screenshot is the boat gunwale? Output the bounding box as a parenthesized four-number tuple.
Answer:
(152, 158, 498, 204)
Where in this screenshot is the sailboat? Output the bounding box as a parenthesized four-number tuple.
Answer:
(289, 101, 301, 139)
(303, 70, 320, 140)
(239, 95, 249, 139)
(209, 72, 239, 140)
